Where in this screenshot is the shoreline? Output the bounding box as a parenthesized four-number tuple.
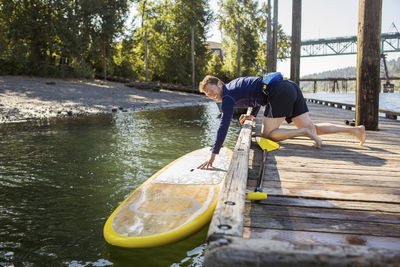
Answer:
(0, 75, 211, 124)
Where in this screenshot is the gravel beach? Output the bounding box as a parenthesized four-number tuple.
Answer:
(0, 76, 211, 123)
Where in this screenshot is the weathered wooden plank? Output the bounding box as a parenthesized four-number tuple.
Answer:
(274, 147, 400, 160)
(205, 236, 400, 267)
(207, 119, 252, 239)
(276, 148, 400, 159)
(249, 165, 400, 179)
(249, 180, 400, 203)
(254, 136, 400, 150)
(244, 214, 400, 237)
(247, 170, 400, 187)
(273, 152, 399, 161)
(245, 196, 400, 213)
(242, 228, 400, 251)
(251, 146, 399, 168)
(259, 157, 400, 170)
(283, 137, 400, 147)
(249, 154, 400, 172)
(263, 161, 400, 173)
(248, 154, 400, 179)
(245, 204, 400, 224)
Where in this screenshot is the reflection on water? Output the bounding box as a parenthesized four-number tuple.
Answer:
(0, 103, 241, 266)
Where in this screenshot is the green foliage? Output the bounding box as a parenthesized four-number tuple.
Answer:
(72, 59, 95, 79)
(218, 0, 260, 78)
(0, 0, 214, 84)
(213, 0, 290, 80)
(0, 0, 129, 77)
(125, 0, 213, 85)
(0, 0, 291, 85)
(112, 41, 141, 80)
(206, 53, 227, 81)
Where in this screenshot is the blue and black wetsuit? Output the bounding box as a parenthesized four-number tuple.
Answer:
(212, 77, 265, 154)
(212, 77, 309, 154)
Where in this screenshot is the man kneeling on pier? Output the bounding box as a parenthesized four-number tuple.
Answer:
(197, 73, 366, 170)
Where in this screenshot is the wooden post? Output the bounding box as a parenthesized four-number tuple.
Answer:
(355, 0, 382, 130)
(145, 32, 149, 81)
(191, 26, 195, 89)
(271, 0, 278, 72)
(290, 0, 301, 84)
(237, 22, 241, 77)
(266, 0, 273, 73)
(313, 81, 317, 93)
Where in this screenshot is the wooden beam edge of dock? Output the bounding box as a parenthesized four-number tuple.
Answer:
(206, 118, 252, 240)
(204, 236, 400, 267)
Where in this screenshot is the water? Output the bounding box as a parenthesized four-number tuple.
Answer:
(303, 92, 400, 112)
(0, 103, 241, 267)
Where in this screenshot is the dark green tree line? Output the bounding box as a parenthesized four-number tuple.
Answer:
(0, 0, 290, 85)
(0, 0, 129, 77)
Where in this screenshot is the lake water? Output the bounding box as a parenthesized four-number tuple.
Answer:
(303, 92, 400, 112)
(0, 103, 241, 266)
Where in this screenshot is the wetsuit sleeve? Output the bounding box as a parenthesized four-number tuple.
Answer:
(250, 105, 261, 117)
(212, 96, 234, 154)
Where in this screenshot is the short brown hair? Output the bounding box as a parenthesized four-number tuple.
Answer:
(199, 75, 221, 92)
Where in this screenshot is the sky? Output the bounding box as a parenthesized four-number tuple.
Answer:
(207, 0, 400, 76)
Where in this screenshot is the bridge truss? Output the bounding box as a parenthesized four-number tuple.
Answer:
(299, 32, 400, 57)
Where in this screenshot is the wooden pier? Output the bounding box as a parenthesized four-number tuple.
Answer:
(205, 102, 400, 266)
(305, 98, 400, 120)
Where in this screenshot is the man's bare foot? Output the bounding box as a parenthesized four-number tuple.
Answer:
(305, 127, 322, 148)
(355, 125, 366, 146)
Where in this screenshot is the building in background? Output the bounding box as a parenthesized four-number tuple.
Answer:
(207, 41, 224, 62)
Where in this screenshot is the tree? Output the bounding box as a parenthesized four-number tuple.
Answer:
(216, 0, 290, 79)
(0, 0, 129, 77)
(218, 0, 261, 78)
(206, 52, 226, 81)
(124, 0, 213, 85)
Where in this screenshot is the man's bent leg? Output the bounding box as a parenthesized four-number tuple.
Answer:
(314, 123, 366, 145)
(261, 117, 285, 138)
(291, 112, 365, 146)
(262, 116, 322, 148)
(290, 112, 322, 148)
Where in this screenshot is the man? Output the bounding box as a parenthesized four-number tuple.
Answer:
(197, 74, 366, 170)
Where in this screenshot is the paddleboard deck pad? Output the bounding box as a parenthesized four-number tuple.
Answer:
(103, 147, 232, 248)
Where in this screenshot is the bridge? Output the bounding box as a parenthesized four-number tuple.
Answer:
(297, 32, 400, 57)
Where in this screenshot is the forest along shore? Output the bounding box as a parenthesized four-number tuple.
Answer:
(0, 76, 210, 123)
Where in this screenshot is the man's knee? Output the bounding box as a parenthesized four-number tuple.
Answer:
(292, 112, 314, 129)
(261, 116, 285, 138)
(261, 129, 273, 139)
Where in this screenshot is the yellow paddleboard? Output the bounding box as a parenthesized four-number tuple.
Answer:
(103, 147, 233, 248)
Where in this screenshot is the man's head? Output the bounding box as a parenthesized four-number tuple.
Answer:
(199, 75, 223, 102)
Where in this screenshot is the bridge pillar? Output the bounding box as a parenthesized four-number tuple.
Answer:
(355, 0, 382, 130)
(290, 0, 302, 85)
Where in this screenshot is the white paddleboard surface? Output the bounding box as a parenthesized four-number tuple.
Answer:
(154, 150, 231, 185)
(110, 147, 232, 239)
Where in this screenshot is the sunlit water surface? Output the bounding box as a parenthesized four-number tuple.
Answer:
(303, 92, 400, 112)
(0, 103, 241, 266)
